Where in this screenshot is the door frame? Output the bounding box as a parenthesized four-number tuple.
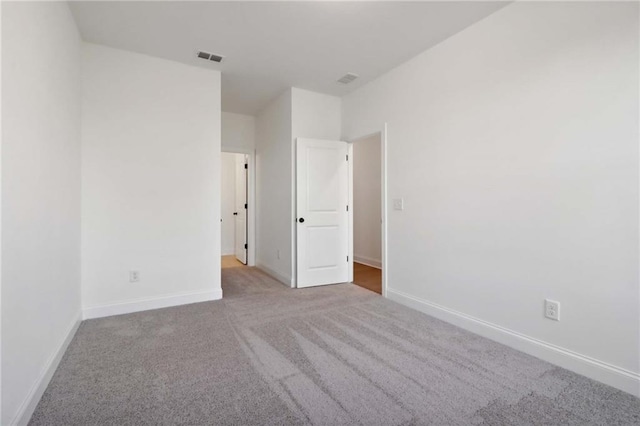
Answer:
(348, 124, 388, 297)
(221, 147, 256, 266)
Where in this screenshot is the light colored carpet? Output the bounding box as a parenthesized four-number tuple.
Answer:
(30, 267, 640, 425)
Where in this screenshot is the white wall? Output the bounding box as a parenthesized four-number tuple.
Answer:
(81, 43, 222, 319)
(255, 90, 293, 283)
(1, 3, 82, 424)
(342, 2, 639, 395)
(290, 88, 342, 286)
(221, 153, 238, 255)
(353, 134, 382, 268)
(291, 88, 342, 143)
(255, 88, 341, 285)
(222, 112, 255, 151)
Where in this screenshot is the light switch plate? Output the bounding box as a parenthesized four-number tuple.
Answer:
(393, 198, 404, 211)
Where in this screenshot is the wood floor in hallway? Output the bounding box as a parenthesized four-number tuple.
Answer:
(222, 255, 245, 269)
(353, 262, 382, 294)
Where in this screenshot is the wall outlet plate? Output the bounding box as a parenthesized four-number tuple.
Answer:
(129, 270, 140, 283)
(393, 198, 404, 211)
(544, 299, 560, 321)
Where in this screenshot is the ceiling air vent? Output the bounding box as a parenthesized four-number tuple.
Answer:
(337, 73, 359, 84)
(196, 50, 224, 63)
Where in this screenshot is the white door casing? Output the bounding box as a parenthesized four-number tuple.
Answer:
(296, 138, 349, 288)
(234, 154, 247, 264)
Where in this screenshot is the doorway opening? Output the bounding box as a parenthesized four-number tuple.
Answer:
(293, 128, 387, 294)
(221, 150, 254, 270)
(350, 131, 385, 295)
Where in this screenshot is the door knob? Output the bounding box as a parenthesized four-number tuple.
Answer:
(299, 217, 305, 223)
(233, 212, 238, 216)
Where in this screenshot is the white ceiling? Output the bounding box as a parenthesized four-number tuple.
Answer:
(69, 1, 508, 115)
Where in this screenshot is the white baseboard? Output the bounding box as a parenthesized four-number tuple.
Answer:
(12, 313, 81, 426)
(387, 288, 640, 397)
(354, 254, 382, 269)
(82, 289, 223, 320)
(256, 262, 291, 287)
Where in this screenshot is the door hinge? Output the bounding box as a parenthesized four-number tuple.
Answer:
(244, 203, 248, 209)
(346, 154, 349, 161)
(244, 243, 248, 249)
(347, 255, 349, 262)
(244, 163, 248, 169)
(346, 205, 349, 212)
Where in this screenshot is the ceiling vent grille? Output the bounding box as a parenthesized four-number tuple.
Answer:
(196, 50, 224, 63)
(337, 73, 359, 84)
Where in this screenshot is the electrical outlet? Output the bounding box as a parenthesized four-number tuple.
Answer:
(393, 198, 404, 211)
(544, 299, 560, 321)
(129, 270, 140, 283)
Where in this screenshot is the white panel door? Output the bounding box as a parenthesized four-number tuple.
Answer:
(296, 138, 349, 288)
(234, 154, 247, 264)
